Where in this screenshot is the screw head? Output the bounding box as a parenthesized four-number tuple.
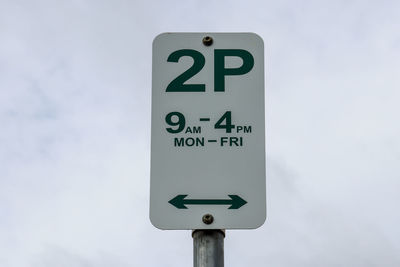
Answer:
(202, 214, 214, 224)
(202, 36, 213, 46)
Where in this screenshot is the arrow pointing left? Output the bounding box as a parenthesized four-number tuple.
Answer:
(168, 194, 247, 209)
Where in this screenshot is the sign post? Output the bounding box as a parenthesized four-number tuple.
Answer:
(193, 230, 225, 267)
(151, 32, 266, 266)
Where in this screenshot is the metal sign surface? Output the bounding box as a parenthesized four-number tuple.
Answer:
(150, 32, 266, 229)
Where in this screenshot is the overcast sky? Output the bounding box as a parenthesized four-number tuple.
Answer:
(1, 0, 400, 266)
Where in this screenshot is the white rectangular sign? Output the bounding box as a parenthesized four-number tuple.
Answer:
(150, 32, 266, 229)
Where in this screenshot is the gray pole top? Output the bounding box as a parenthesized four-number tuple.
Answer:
(193, 230, 225, 267)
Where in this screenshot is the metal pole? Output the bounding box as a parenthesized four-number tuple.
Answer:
(193, 230, 225, 267)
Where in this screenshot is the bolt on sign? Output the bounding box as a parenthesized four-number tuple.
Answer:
(150, 33, 266, 230)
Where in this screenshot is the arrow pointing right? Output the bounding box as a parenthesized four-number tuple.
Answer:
(168, 194, 247, 209)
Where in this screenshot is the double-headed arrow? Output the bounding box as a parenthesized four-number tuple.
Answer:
(169, 194, 247, 209)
